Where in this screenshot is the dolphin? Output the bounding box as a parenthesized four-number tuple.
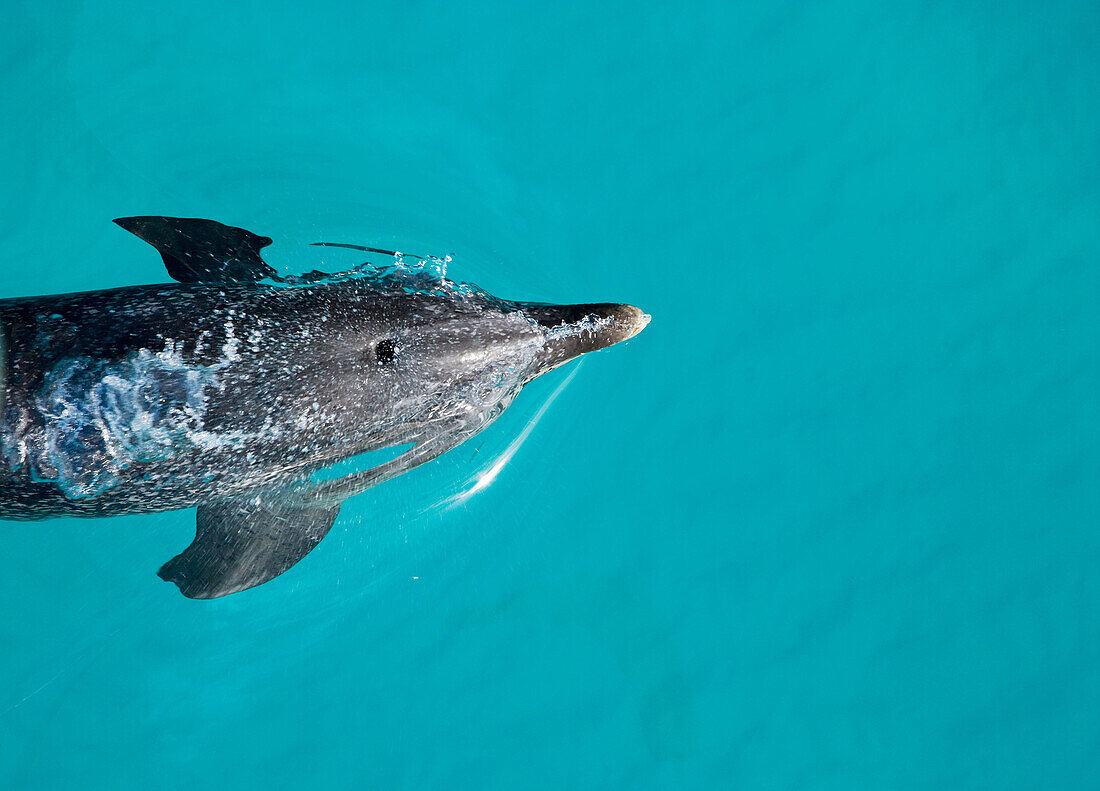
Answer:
(0, 217, 649, 598)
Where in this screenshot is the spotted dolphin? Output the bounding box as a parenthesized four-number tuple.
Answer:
(0, 217, 649, 598)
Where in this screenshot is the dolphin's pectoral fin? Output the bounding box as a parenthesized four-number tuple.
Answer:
(113, 216, 279, 284)
(301, 429, 473, 505)
(158, 493, 341, 599)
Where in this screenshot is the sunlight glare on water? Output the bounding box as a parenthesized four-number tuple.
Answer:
(446, 361, 583, 508)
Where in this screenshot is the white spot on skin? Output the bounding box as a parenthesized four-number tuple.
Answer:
(222, 320, 241, 362)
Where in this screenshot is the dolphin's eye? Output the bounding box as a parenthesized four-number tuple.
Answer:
(374, 337, 397, 365)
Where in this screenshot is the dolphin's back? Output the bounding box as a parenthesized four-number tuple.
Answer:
(0, 283, 312, 518)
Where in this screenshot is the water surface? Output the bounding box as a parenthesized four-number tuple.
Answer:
(1, 2, 1099, 788)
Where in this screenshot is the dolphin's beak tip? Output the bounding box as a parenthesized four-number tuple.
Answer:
(523, 301, 650, 376)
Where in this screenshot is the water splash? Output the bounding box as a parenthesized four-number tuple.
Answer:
(544, 313, 615, 341)
(15, 333, 258, 499)
(285, 247, 507, 306)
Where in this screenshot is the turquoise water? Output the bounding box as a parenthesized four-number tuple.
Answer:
(2, 1, 1099, 787)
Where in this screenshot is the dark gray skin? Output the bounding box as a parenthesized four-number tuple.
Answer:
(0, 217, 648, 598)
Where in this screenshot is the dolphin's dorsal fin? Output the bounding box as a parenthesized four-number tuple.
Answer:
(158, 493, 341, 598)
(113, 216, 278, 284)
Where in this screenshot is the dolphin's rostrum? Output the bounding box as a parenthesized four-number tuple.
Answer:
(0, 217, 649, 598)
